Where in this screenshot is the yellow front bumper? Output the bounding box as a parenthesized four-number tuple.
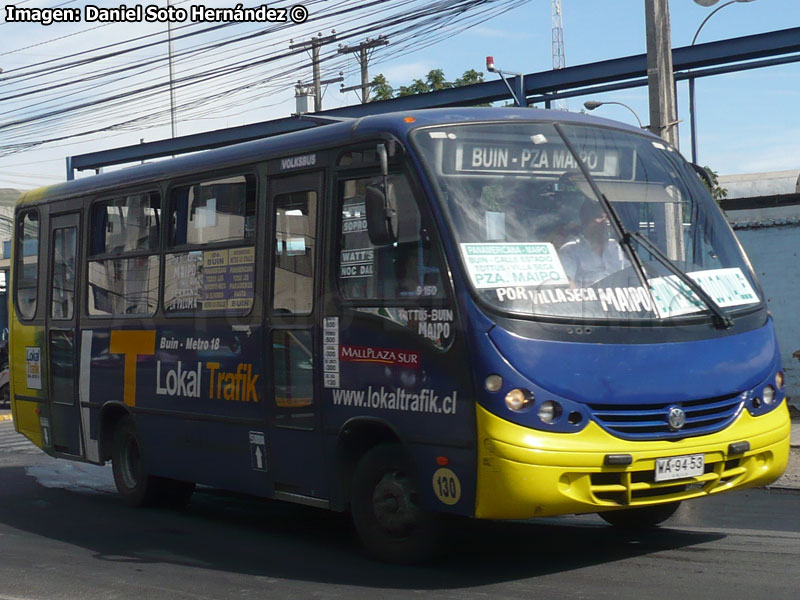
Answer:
(475, 402, 790, 519)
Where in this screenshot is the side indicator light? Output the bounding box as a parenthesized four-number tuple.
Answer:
(728, 441, 750, 455)
(604, 454, 633, 466)
(436, 456, 450, 466)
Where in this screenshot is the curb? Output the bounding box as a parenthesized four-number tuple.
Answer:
(0, 414, 12, 422)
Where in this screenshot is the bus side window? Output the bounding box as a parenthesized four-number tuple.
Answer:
(272, 190, 316, 315)
(165, 175, 256, 315)
(87, 193, 160, 317)
(51, 227, 77, 320)
(338, 175, 445, 301)
(15, 210, 40, 320)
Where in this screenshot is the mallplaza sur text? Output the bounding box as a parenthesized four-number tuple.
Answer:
(5, 4, 292, 25)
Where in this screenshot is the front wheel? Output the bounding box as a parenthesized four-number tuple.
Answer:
(598, 501, 681, 529)
(350, 444, 442, 563)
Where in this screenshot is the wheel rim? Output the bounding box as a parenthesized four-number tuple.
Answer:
(372, 470, 418, 537)
(119, 434, 141, 490)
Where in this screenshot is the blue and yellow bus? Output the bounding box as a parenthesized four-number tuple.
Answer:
(10, 108, 790, 562)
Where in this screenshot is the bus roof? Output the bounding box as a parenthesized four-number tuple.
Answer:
(16, 107, 651, 208)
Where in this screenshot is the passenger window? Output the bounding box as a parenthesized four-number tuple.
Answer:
(338, 175, 445, 301)
(88, 192, 160, 316)
(169, 175, 256, 246)
(15, 210, 40, 320)
(272, 190, 316, 315)
(90, 193, 160, 254)
(164, 175, 256, 315)
(51, 227, 77, 320)
(272, 329, 314, 429)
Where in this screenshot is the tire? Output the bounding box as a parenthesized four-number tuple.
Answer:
(0, 384, 8, 406)
(598, 501, 681, 529)
(111, 415, 163, 507)
(350, 444, 442, 564)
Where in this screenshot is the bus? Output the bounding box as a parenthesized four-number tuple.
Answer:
(9, 108, 790, 562)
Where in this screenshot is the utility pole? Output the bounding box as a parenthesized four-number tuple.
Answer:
(338, 36, 389, 103)
(290, 32, 337, 112)
(167, 0, 177, 138)
(644, 0, 678, 147)
(644, 0, 683, 261)
(551, 0, 568, 110)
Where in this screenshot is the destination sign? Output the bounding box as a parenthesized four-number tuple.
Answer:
(453, 142, 620, 176)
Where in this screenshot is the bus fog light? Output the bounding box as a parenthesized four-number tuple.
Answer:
(775, 372, 784, 390)
(485, 374, 503, 392)
(505, 389, 532, 411)
(763, 385, 776, 405)
(752, 397, 761, 408)
(538, 401, 562, 424)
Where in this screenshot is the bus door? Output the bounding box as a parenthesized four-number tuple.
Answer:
(266, 170, 328, 502)
(45, 212, 82, 457)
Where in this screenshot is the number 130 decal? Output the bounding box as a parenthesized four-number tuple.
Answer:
(432, 468, 462, 505)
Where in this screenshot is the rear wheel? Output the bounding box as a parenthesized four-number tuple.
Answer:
(111, 415, 164, 507)
(598, 501, 681, 529)
(350, 444, 441, 564)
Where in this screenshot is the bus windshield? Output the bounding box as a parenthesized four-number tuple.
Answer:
(412, 121, 761, 322)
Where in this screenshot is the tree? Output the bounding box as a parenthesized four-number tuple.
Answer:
(454, 69, 484, 87)
(369, 74, 394, 102)
(371, 69, 484, 102)
(701, 166, 728, 206)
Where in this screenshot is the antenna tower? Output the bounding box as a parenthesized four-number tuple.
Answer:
(551, 0, 568, 110)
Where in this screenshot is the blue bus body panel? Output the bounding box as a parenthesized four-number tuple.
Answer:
(86, 325, 271, 496)
(322, 312, 476, 515)
(487, 321, 778, 406)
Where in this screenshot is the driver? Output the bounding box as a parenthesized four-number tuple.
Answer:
(559, 199, 629, 287)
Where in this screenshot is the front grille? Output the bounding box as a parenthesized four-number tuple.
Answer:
(587, 393, 744, 441)
(589, 457, 746, 506)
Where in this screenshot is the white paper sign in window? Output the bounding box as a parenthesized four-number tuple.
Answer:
(649, 267, 759, 319)
(460, 243, 569, 289)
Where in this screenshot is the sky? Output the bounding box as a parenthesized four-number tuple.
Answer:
(1, 0, 798, 190)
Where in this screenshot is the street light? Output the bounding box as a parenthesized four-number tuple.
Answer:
(689, 0, 757, 163)
(583, 100, 645, 129)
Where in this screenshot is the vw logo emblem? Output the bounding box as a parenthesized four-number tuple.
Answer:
(668, 407, 686, 430)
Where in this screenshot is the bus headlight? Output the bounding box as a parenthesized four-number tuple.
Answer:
(505, 389, 532, 411)
(538, 401, 562, 424)
(775, 372, 784, 390)
(485, 374, 503, 392)
(763, 385, 776, 405)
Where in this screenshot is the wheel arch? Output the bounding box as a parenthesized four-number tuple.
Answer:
(99, 401, 132, 462)
(333, 416, 403, 511)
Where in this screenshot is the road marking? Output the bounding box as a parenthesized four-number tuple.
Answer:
(0, 420, 40, 454)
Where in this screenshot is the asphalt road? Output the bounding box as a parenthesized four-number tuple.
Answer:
(0, 420, 798, 600)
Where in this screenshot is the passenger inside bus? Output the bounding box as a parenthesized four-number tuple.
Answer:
(558, 199, 629, 287)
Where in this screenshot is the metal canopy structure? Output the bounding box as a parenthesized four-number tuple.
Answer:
(67, 27, 800, 179)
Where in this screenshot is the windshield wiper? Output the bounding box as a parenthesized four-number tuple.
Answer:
(553, 123, 733, 330)
(628, 231, 733, 329)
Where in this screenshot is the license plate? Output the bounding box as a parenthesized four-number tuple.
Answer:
(654, 454, 705, 482)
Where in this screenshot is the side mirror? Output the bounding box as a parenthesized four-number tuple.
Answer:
(691, 163, 714, 191)
(365, 181, 398, 246)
